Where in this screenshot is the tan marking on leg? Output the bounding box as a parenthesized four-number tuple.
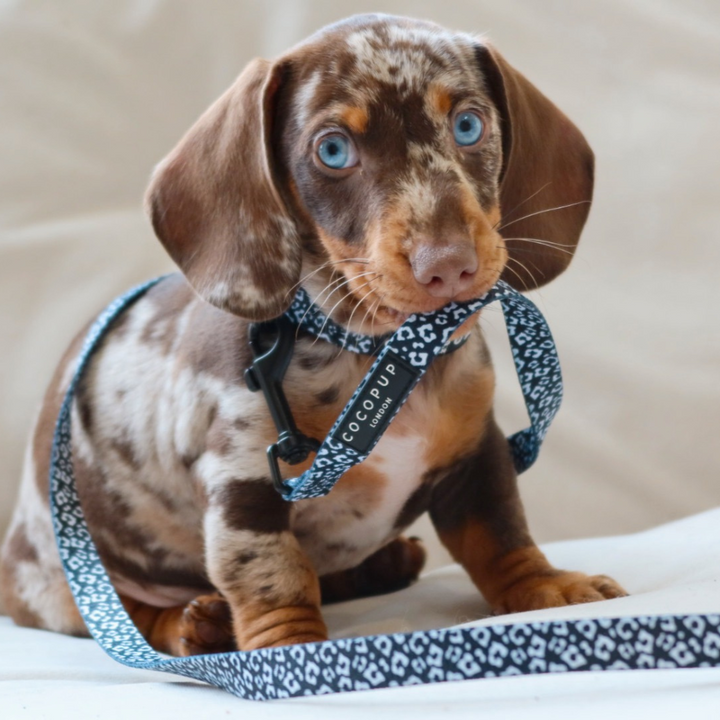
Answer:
(120, 595, 186, 655)
(232, 602, 327, 650)
(204, 506, 329, 650)
(224, 544, 328, 651)
(438, 520, 628, 613)
(122, 592, 238, 657)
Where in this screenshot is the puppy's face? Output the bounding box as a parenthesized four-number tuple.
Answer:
(147, 14, 594, 327)
(277, 20, 507, 330)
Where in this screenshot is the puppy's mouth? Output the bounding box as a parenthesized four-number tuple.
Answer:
(377, 305, 411, 325)
(352, 238, 508, 333)
(314, 242, 507, 336)
(361, 283, 493, 334)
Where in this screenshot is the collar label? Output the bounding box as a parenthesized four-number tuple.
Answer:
(332, 351, 420, 454)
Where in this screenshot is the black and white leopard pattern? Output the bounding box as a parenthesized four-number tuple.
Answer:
(284, 280, 561, 499)
(48, 279, 720, 702)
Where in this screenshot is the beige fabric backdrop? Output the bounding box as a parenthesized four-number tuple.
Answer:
(1, 0, 718, 570)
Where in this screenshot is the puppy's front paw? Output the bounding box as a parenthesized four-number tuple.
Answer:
(493, 571, 628, 615)
(178, 593, 236, 656)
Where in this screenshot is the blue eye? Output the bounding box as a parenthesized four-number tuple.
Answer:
(316, 134, 357, 169)
(454, 112, 484, 147)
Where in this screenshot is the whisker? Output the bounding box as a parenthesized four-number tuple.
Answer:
(353, 288, 385, 339)
(319, 271, 378, 309)
(283, 257, 370, 299)
(284, 261, 331, 300)
(492, 182, 552, 230)
(502, 260, 527, 288)
(295, 273, 347, 338)
(505, 255, 539, 288)
(357, 291, 380, 334)
(340, 290, 372, 352)
(295, 271, 378, 342)
(311, 279, 377, 348)
(371, 293, 386, 337)
(501, 246, 562, 258)
(335, 284, 384, 357)
(368, 296, 385, 336)
(504, 236, 567, 249)
(284, 261, 336, 300)
(296, 271, 379, 344)
(503, 237, 575, 255)
(498, 200, 591, 233)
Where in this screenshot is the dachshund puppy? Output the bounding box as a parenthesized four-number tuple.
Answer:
(1, 14, 626, 655)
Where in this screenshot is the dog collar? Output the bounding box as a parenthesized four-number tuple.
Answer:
(283, 286, 470, 356)
(246, 281, 563, 501)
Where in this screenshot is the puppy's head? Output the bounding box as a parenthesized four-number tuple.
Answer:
(147, 14, 594, 330)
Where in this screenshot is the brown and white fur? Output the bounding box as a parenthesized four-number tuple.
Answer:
(1, 14, 626, 655)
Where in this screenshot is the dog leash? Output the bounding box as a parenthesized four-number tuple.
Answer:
(248, 282, 560, 500)
(49, 276, 720, 700)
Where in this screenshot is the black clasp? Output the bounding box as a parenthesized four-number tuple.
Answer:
(244, 316, 320, 497)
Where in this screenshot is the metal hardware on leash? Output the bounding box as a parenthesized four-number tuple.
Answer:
(244, 316, 321, 496)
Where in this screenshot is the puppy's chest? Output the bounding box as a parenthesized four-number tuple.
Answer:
(290, 428, 429, 575)
(285, 340, 492, 575)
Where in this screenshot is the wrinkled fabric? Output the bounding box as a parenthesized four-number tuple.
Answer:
(2, 509, 720, 714)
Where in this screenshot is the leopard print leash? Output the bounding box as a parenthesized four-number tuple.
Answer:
(48, 277, 720, 700)
(270, 279, 561, 500)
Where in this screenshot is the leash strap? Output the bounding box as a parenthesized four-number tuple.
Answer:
(283, 287, 470, 356)
(281, 280, 561, 500)
(49, 278, 720, 701)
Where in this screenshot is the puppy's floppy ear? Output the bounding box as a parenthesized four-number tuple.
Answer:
(476, 44, 595, 290)
(145, 58, 300, 321)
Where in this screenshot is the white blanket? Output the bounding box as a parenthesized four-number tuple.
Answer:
(2, 509, 719, 718)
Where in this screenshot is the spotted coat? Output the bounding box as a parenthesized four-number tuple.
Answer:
(1, 14, 620, 655)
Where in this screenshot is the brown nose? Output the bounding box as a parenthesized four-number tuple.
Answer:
(410, 242, 478, 298)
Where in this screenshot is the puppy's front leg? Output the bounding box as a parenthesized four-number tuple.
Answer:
(430, 420, 627, 614)
(204, 479, 327, 651)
